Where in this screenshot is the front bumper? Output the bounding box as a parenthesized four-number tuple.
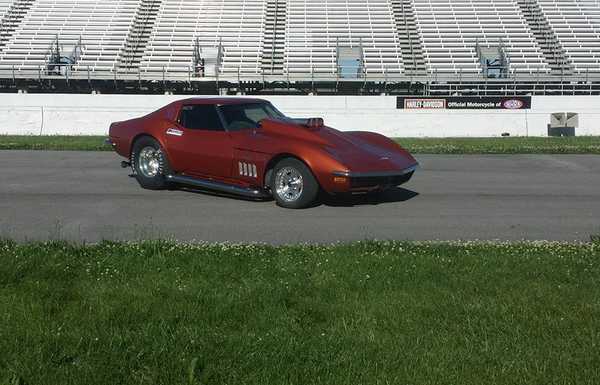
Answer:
(332, 164, 418, 192)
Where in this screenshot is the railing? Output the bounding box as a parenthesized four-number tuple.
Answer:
(1, 64, 600, 84)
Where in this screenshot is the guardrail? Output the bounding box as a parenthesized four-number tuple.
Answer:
(1, 64, 600, 84)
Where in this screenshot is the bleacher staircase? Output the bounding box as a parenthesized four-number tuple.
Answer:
(515, 0, 572, 76)
(118, 0, 161, 72)
(390, 0, 426, 75)
(477, 42, 509, 77)
(0, 0, 34, 53)
(261, 0, 286, 75)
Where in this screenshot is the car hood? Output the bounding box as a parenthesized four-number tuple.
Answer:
(260, 119, 417, 173)
(320, 128, 417, 173)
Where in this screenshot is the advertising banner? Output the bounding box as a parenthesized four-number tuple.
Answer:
(397, 96, 532, 110)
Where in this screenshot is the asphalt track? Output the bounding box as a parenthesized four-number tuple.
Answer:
(1, 151, 599, 243)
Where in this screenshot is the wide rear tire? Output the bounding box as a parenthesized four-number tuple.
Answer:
(270, 158, 319, 209)
(131, 136, 172, 190)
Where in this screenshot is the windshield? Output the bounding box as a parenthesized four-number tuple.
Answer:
(218, 102, 288, 131)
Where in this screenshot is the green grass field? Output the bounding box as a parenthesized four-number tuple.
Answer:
(1, 135, 600, 154)
(1, 240, 599, 385)
(397, 136, 600, 154)
(0, 135, 110, 152)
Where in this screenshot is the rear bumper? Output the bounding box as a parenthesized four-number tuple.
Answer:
(332, 164, 418, 192)
(106, 136, 129, 158)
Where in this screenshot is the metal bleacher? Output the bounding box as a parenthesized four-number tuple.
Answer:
(0, 0, 14, 20)
(537, 0, 600, 74)
(284, 0, 405, 77)
(412, 0, 551, 76)
(137, 0, 266, 77)
(0, 0, 139, 73)
(0, 0, 598, 95)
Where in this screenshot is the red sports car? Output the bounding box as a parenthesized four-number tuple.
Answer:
(107, 98, 417, 209)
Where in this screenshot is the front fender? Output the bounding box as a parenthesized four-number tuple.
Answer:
(347, 131, 414, 159)
(273, 145, 349, 194)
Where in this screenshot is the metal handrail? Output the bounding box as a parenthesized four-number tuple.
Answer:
(1, 64, 599, 84)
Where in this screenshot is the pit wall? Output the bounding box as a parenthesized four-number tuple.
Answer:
(1, 94, 599, 137)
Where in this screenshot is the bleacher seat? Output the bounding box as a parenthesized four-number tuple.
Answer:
(285, 0, 405, 76)
(0, 0, 597, 80)
(411, 0, 551, 75)
(0, 0, 13, 20)
(138, 0, 266, 76)
(0, 0, 139, 73)
(537, 0, 600, 73)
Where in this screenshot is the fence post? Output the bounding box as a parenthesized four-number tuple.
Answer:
(586, 68, 589, 83)
(39, 106, 44, 135)
(216, 70, 220, 95)
(383, 68, 387, 95)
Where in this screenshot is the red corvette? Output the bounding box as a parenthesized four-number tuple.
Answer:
(107, 98, 417, 209)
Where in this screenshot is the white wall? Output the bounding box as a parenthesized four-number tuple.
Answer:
(0, 94, 598, 137)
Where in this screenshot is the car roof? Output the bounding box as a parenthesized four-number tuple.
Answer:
(178, 97, 268, 105)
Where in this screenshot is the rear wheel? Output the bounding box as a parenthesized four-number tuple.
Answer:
(271, 158, 319, 209)
(131, 136, 172, 190)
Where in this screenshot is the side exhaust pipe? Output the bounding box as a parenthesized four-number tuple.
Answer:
(166, 174, 271, 199)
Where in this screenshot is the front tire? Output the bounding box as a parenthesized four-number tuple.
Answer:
(131, 136, 172, 190)
(271, 158, 319, 209)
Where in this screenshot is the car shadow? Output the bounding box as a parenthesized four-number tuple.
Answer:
(175, 185, 418, 207)
(177, 186, 273, 202)
(320, 187, 419, 207)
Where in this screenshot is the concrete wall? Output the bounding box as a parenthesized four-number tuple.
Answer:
(0, 93, 598, 137)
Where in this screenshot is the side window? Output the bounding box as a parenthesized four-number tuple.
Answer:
(219, 104, 263, 131)
(178, 105, 224, 131)
(244, 106, 270, 123)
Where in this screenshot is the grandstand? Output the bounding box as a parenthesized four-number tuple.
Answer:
(0, 0, 598, 95)
(136, 1, 266, 76)
(537, 0, 600, 73)
(412, 0, 551, 75)
(0, 0, 138, 72)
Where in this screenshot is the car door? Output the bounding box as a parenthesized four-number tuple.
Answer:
(165, 104, 233, 179)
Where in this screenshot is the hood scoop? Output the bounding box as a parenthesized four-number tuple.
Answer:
(258, 118, 329, 145)
(289, 117, 324, 131)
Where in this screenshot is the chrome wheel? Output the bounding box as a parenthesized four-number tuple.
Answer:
(275, 166, 304, 202)
(138, 146, 162, 178)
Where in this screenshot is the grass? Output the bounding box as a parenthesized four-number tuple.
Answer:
(2, 135, 600, 154)
(1, 240, 600, 385)
(0, 135, 110, 151)
(395, 136, 600, 154)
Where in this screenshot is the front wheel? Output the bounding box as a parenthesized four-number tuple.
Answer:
(271, 158, 319, 209)
(131, 136, 172, 190)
